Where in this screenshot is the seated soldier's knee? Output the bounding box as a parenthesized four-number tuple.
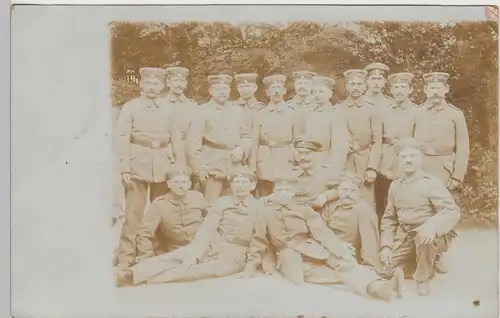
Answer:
(278, 248, 304, 284)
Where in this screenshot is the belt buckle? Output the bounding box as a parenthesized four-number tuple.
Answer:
(151, 140, 160, 148)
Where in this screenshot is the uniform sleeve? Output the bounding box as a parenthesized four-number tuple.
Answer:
(305, 206, 353, 257)
(357, 203, 382, 267)
(368, 107, 383, 171)
(424, 180, 461, 236)
(452, 111, 470, 182)
(249, 113, 261, 171)
(170, 111, 186, 165)
(186, 109, 206, 173)
(190, 199, 223, 260)
(380, 182, 399, 249)
(246, 208, 269, 268)
(329, 111, 349, 170)
(136, 202, 162, 261)
(114, 102, 133, 173)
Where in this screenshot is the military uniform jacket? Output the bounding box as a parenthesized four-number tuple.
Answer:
(249, 101, 301, 181)
(380, 99, 418, 179)
(335, 97, 383, 174)
(363, 93, 393, 110)
(380, 172, 461, 250)
(413, 101, 470, 183)
(290, 163, 339, 204)
(234, 97, 265, 131)
(287, 96, 315, 115)
(135, 190, 209, 260)
(189, 195, 262, 266)
(114, 96, 184, 183)
(300, 103, 349, 168)
(246, 197, 350, 268)
(322, 199, 380, 267)
(186, 99, 251, 179)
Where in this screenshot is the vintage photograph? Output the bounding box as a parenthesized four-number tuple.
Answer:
(108, 8, 499, 317)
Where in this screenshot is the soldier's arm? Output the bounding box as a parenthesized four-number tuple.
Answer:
(114, 102, 133, 174)
(367, 107, 383, 171)
(186, 110, 206, 173)
(190, 198, 224, 260)
(329, 111, 349, 169)
(380, 182, 399, 249)
(170, 111, 186, 165)
(424, 179, 461, 236)
(452, 111, 470, 182)
(248, 114, 261, 171)
(292, 110, 305, 138)
(136, 202, 162, 261)
(237, 108, 252, 160)
(246, 208, 269, 268)
(357, 202, 382, 268)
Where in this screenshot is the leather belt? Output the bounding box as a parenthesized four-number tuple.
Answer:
(204, 139, 236, 150)
(131, 137, 170, 149)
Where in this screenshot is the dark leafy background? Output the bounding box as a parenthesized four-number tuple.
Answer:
(110, 21, 498, 227)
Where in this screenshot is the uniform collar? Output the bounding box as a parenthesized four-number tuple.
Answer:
(312, 102, 332, 112)
(231, 195, 254, 207)
(424, 100, 446, 111)
(166, 93, 187, 103)
(345, 96, 364, 108)
(293, 164, 317, 176)
(209, 98, 226, 111)
(391, 99, 413, 110)
(237, 97, 258, 108)
(268, 100, 286, 112)
(166, 192, 188, 205)
(401, 171, 424, 184)
(142, 96, 161, 108)
(293, 95, 313, 105)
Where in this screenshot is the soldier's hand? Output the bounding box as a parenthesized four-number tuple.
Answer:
(197, 171, 208, 185)
(121, 173, 132, 188)
(379, 247, 392, 267)
(364, 169, 377, 184)
(446, 178, 461, 191)
(238, 265, 257, 279)
(415, 224, 436, 245)
(231, 147, 244, 163)
(311, 194, 328, 209)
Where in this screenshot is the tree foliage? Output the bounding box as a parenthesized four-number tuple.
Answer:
(110, 21, 498, 226)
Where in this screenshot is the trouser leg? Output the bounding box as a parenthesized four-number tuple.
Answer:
(149, 182, 170, 254)
(413, 238, 440, 282)
(204, 177, 225, 204)
(374, 175, 392, 224)
(130, 247, 188, 284)
(391, 236, 418, 279)
(117, 179, 148, 266)
(276, 248, 305, 284)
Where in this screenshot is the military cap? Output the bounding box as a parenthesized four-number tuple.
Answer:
(166, 164, 192, 180)
(207, 74, 233, 86)
(364, 62, 390, 76)
(394, 138, 423, 155)
(228, 166, 255, 181)
(337, 172, 363, 188)
(423, 72, 450, 84)
(388, 72, 415, 85)
(292, 70, 317, 80)
(293, 136, 322, 151)
(312, 76, 335, 89)
(235, 73, 258, 84)
(263, 74, 287, 87)
(165, 66, 189, 79)
(343, 69, 368, 81)
(139, 67, 166, 81)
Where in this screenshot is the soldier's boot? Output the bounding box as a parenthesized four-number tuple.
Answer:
(417, 279, 431, 296)
(434, 254, 448, 274)
(115, 268, 134, 287)
(367, 267, 404, 301)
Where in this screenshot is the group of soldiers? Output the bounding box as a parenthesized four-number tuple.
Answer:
(112, 61, 469, 300)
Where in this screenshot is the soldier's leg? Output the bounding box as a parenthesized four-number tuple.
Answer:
(117, 179, 148, 267)
(374, 175, 391, 224)
(276, 248, 305, 284)
(204, 177, 225, 204)
(303, 261, 342, 284)
(413, 238, 440, 282)
(390, 236, 417, 279)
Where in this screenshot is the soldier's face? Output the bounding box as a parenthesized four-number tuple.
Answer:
(266, 83, 286, 99)
(425, 82, 449, 103)
(230, 176, 255, 197)
(295, 148, 314, 166)
(391, 82, 411, 102)
(166, 76, 187, 95)
(313, 87, 333, 103)
(273, 182, 295, 201)
(346, 78, 366, 98)
(398, 147, 423, 174)
(140, 78, 165, 99)
(210, 84, 231, 103)
(167, 175, 192, 196)
(366, 74, 386, 93)
(237, 83, 257, 99)
(294, 79, 312, 97)
(338, 180, 361, 206)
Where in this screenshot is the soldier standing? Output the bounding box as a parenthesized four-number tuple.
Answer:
(249, 74, 302, 197)
(116, 167, 260, 286)
(335, 69, 382, 208)
(160, 66, 198, 165)
(301, 75, 349, 168)
(375, 72, 418, 222)
(363, 62, 393, 109)
(187, 73, 251, 203)
(380, 138, 460, 296)
(114, 67, 184, 268)
(413, 72, 469, 274)
(241, 175, 403, 302)
(234, 72, 265, 129)
(288, 70, 316, 113)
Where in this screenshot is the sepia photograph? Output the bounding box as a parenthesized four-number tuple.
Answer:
(10, 4, 499, 318)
